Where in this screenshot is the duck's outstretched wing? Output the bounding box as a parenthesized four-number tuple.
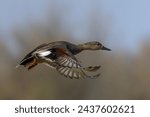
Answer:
(51, 48, 100, 79)
(37, 47, 82, 68)
(56, 55, 101, 72)
(56, 65, 100, 79)
(53, 48, 101, 71)
(36, 48, 101, 79)
(56, 56, 81, 68)
(57, 56, 101, 72)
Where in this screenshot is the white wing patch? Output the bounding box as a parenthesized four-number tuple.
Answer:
(38, 51, 51, 57)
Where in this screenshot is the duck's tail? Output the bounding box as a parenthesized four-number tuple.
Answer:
(16, 55, 38, 70)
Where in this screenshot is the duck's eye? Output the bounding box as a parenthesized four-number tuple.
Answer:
(96, 43, 100, 46)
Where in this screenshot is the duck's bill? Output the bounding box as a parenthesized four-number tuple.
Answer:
(101, 46, 111, 51)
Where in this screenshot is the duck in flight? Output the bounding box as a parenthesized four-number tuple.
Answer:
(17, 41, 111, 79)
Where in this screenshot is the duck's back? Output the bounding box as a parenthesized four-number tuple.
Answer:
(47, 41, 81, 55)
(19, 41, 80, 66)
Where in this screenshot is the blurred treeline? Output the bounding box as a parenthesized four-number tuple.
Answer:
(0, 4, 150, 100)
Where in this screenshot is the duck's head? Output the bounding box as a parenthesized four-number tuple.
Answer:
(82, 41, 111, 51)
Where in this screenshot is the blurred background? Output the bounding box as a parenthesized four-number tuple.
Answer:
(0, 0, 150, 99)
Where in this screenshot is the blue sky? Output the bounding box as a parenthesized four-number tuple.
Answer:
(0, 0, 150, 56)
(101, 0, 150, 51)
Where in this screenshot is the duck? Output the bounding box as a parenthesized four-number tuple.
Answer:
(17, 41, 111, 79)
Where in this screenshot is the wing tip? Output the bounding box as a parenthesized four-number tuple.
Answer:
(83, 65, 101, 72)
(86, 73, 101, 79)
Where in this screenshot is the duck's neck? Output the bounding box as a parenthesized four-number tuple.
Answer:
(66, 42, 90, 55)
(77, 44, 90, 51)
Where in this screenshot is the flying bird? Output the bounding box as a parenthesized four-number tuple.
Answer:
(17, 41, 111, 79)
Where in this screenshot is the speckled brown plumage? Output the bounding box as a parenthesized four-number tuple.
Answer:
(17, 41, 111, 79)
